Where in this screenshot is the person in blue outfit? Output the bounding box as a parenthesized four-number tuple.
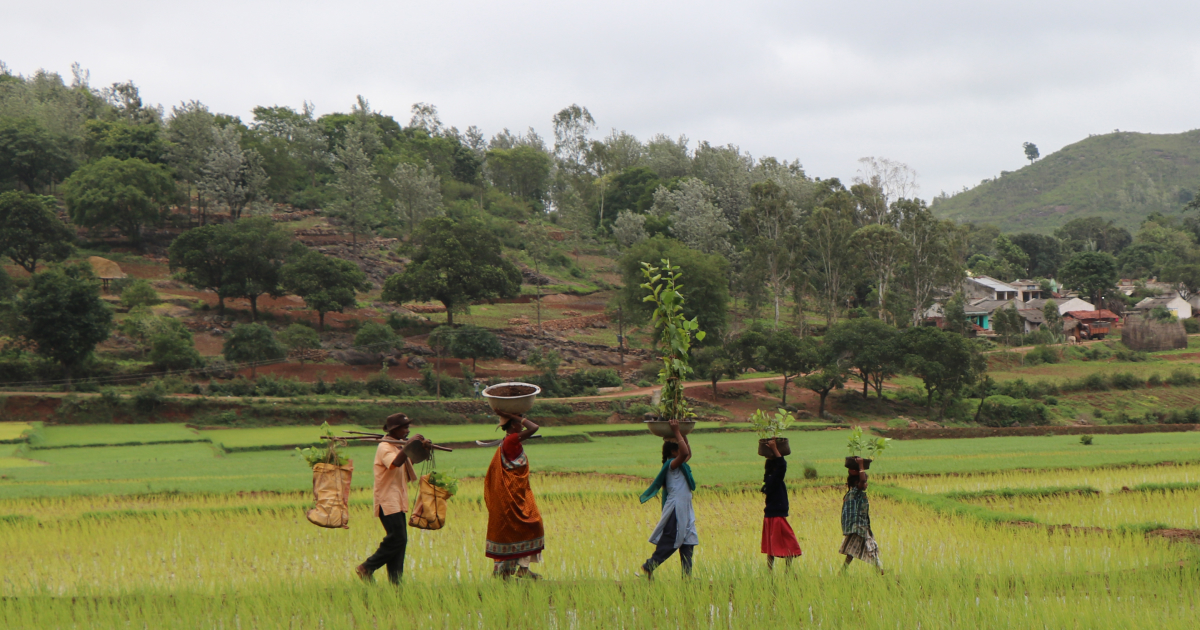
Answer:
(636, 418, 697, 579)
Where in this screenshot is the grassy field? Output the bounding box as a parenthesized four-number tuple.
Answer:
(7, 426, 1200, 498)
(0, 422, 33, 442)
(35, 423, 203, 448)
(4, 424, 1200, 627)
(1, 477, 1197, 627)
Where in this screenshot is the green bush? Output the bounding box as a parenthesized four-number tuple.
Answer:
(278, 324, 321, 352)
(354, 322, 398, 351)
(120, 279, 160, 308)
(978, 395, 1049, 427)
(366, 370, 421, 397)
(1147, 373, 1163, 387)
(802, 461, 819, 479)
(1112, 347, 1149, 363)
(330, 376, 366, 396)
(1023, 345, 1059, 366)
(420, 367, 467, 397)
(1110, 372, 1142, 390)
(149, 331, 204, 371)
(1185, 318, 1200, 334)
(255, 374, 310, 397)
(764, 382, 782, 395)
(564, 369, 622, 396)
(132, 382, 166, 414)
(1080, 434, 1094, 446)
(1168, 369, 1197, 386)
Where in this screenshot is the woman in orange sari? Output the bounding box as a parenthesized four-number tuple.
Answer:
(484, 411, 544, 579)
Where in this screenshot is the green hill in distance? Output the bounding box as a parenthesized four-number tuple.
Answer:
(932, 129, 1200, 233)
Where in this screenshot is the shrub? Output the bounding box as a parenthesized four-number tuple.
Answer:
(355, 322, 398, 351)
(978, 395, 1049, 427)
(1043, 396, 1058, 406)
(255, 374, 310, 397)
(1185, 318, 1200, 334)
(120, 279, 160, 308)
(1109, 372, 1142, 390)
(1023, 345, 1059, 366)
(386, 312, 424, 331)
(1147, 373, 1163, 387)
(802, 461, 818, 479)
(1080, 434, 1094, 446)
(420, 367, 467, 397)
(1111, 347, 1149, 363)
(1082, 373, 1108, 392)
(132, 382, 165, 414)
(149, 331, 204, 371)
(330, 375, 365, 396)
(764, 382, 782, 396)
(278, 324, 321, 352)
(1168, 369, 1196, 386)
(565, 369, 622, 392)
(366, 370, 421, 397)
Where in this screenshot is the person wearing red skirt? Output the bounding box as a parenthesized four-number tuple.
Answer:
(760, 438, 802, 570)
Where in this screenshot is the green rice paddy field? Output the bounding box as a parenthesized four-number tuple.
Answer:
(3, 421, 1200, 628)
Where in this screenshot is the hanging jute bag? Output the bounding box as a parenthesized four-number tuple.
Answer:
(408, 474, 451, 530)
(306, 460, 354, 529)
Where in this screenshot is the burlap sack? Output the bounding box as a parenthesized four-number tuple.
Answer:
(408, 474, 450, 530)
(306, 460, 353, 529)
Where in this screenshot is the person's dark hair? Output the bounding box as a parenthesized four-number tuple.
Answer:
(847, 472, 859, 488)
(661, 440, 679, 463)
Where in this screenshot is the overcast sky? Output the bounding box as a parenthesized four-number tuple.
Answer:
(5, 0, 1200, 198)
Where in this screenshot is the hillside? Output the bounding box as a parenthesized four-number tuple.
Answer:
(932, 130, 1200, 233)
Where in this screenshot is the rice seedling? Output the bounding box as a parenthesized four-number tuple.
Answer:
(965, 487, 1200, 530)
(885, 462, 1200, 495)
(35, 423, 203, 448)
(1, 483, 1196, 628)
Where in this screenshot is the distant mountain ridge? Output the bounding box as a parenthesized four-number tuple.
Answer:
(931, 130, 1200, 234)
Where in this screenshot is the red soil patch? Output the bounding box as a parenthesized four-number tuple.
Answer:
(1148, 529, 1200, 544)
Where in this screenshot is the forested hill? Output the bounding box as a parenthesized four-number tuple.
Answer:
(932, 130, 1200, 233)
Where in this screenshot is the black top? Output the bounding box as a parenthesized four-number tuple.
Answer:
(762, 457, 788, 518)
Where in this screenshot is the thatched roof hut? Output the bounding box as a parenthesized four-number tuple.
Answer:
(1122, 315, 1187, 352)
(87, 256, 126, 291)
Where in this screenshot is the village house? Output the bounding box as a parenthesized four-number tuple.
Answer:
(1016, 308, 1046, 334)
(1010, 279, 1050, 302)
(1024, 297, 1095, 315)
(1132, 295, 1192, 320)
(964, 276, 1019, 302)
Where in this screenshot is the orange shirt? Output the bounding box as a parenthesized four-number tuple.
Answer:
(373, 442, 415, 517)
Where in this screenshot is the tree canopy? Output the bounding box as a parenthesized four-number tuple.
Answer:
(0, 191, 74, 273)
(17, 262, 113, 388)
(381, 217, 521, 325)
(62, 157, 175, 244)
(281, 250, 369, 329)
(616, 236, 730, 339)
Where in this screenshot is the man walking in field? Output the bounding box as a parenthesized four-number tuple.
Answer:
(355, 413, 430, 584)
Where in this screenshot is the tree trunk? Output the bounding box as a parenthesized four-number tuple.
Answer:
(218, 294, 225, 314)
(435, 353, 442, 399)
(818, 390, 829, 419)
(780, 376, 789, 406)
(711, 376, 719, 402)
(446, 306, 455, 327)
(773, 294, 780, 329)
(535, 260, 542, 334)
(318, 311, 325, 331)
(862, 375, 869, 399)
(249, 295, 259, 321)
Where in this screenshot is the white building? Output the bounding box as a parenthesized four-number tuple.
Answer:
(1024, 297, 1094, 315)
(1134, 296, 1192, 320)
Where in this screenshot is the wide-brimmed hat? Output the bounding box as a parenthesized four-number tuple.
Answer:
(383, 413, 411, 433)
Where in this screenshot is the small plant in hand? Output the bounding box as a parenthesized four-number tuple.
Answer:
(428, 471, 459, 497)
(295, 422, 347, 468)
(1080, 434, 1094, 446)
